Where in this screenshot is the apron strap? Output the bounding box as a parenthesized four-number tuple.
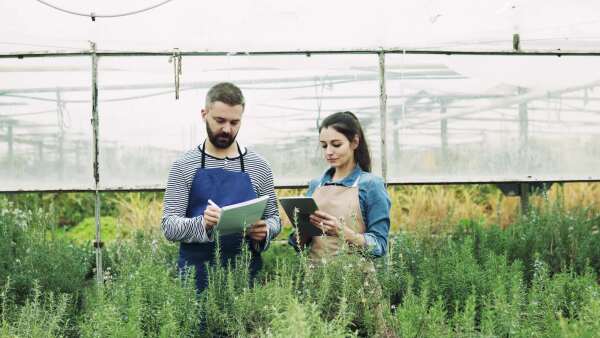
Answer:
(237, 142, 245, 172)
(199, 140, 245, 172)
(200, 141, 206, 169)
(318, 171, 361, 188)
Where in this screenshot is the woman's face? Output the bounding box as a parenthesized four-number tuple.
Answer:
(319, 126, 358, 170)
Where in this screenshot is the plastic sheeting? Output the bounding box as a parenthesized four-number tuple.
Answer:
(386, 54, 600, 183)
(3, 52, 600, 191)
(2, 1, 600, 53)
(95, 54, 381, 188)
(0, 57, 93, 190)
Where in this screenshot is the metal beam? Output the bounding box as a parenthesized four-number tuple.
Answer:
(4, 48, 600, 59)
(3, 175, 600, 193)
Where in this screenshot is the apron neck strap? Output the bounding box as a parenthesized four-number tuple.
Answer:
(318, 173, 361, 188)
(200, 141, 206, 169)
(237, 142, 245, 172)
(200, 141, 245, 172)
(351, 175, 360, 187)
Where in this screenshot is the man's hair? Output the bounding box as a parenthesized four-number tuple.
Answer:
(205, 82, 245, 109)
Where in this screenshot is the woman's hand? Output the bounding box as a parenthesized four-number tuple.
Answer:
(310, 210, 351, 238)
(310, 210, 365, 249)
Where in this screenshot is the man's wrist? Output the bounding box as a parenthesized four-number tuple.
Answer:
(200, 216, 215, 241)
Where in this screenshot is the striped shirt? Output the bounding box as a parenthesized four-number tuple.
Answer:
(161, 143, 281, 250)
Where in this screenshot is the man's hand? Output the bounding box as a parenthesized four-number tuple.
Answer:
(203, 205, 221, 230)
(248, 220, 268, 242)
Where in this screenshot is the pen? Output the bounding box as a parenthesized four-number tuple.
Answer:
(207, 199, 219, 208)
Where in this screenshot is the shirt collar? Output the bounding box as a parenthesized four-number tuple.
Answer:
(321, 164, 362, 187)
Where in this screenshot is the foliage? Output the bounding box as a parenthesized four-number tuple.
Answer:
(1, 281, 72, 338)
(79, 234, 197, 338)
(5, 192, 119, 227)
(1, 190, 600, 337)
(0, 199, 91, 305)
(113, 192, 163, 237)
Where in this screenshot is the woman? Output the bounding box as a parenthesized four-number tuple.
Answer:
(289, 111, 391, 260)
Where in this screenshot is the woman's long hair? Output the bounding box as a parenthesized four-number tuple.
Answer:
(319, 111, 371, 172)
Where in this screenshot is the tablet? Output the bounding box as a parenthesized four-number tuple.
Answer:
(278, 196, 323, 236)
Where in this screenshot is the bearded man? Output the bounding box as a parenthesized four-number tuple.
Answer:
(161, 82, 281, 292)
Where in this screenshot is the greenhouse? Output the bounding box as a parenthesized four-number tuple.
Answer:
(1, 1, 600, 337)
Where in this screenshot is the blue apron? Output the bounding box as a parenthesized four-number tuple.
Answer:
(178, 142, 263, 292)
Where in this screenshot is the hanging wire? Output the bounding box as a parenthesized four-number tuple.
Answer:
(60, 103, 72, 129)
(54, 89, 73, 130)
(55, 89, 65, 132)
(34, 0, 177, 21)
(168, 48, 182, 99)
(314, 76, 325, 130)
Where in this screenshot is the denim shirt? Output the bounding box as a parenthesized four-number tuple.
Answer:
(291, 165, 391, 257)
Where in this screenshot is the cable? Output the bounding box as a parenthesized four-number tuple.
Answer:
(34, 0, 176, 20)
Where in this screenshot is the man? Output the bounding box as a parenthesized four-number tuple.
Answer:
(161, 82, 281, 292)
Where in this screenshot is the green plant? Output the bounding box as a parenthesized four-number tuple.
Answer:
(80, 254, 198, 338)
(1, 281, 72, 338)
(3, 189, 600, 337)
(0, 200, 91, 304)
(62, 216, 119, 245)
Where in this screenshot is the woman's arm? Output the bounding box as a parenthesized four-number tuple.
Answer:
(362, 178, 391, 257)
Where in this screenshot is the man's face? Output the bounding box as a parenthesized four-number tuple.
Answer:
(202, 101, 244, 149)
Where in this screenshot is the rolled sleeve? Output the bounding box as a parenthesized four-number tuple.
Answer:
(362, 177, 391, 257)
(161, 160, 212, 243)
(253, 216, 280, 252)
(251, 163, 281, 252)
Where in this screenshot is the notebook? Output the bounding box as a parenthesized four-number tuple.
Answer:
(215, 195, 269, 236)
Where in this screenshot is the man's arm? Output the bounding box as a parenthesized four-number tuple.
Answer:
(161, 160, 213, 243)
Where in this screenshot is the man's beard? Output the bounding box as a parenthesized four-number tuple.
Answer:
(206, 122, 237, 149)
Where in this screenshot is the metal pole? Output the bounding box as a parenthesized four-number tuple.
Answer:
(7, 123, 14, 167)
(518, 87, 529, 214)
(91, 42, 103, 285)
(520, 182, 529, 215)
(57, 133, 64, 180)
(440, 101, 448, 167)
(56, 90, 64, 180)
(378, 51, 388, 184)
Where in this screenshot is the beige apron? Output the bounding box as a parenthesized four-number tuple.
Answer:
(309, 176, 366, 261)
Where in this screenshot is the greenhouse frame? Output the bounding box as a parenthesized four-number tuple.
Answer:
(2, 0, 600, 314)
